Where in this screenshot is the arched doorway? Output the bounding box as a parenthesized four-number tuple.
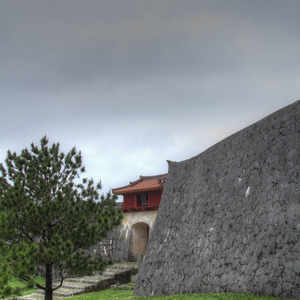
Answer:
(128, 222, 149, 262)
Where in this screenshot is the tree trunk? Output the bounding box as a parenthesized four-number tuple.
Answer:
(45, 264, 53, 300)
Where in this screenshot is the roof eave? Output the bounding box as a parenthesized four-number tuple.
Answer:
(113, 186, 163, 195)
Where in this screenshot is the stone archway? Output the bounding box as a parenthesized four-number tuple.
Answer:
(128, 222, 149, 262)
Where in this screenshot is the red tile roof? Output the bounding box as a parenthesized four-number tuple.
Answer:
(112, 174, 167, 195)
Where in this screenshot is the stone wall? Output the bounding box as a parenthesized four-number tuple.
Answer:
(92, 210, 158, 262)
(92, 226, 128, 261)
(134, 100, 300, 299)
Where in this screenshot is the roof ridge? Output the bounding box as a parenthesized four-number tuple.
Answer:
(112, 173, 168, 193)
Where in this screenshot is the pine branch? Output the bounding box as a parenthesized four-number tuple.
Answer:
(52, 269, 65, 291)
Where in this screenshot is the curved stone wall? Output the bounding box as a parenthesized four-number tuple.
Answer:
(134, 100, 300, 299)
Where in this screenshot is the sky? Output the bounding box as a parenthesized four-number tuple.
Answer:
(1, 0, 299, 198)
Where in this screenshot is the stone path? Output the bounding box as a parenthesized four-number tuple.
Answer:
(12, 262, 138, 299)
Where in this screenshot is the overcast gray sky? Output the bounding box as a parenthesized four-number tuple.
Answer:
(1, 0, 299, 196)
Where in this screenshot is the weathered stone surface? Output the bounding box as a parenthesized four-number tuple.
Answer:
(14, 263, 138, 299)
(92, 210, 159, 262)
(134, 100, 300, 299)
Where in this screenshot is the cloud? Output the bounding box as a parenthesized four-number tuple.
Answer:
(0, 0, 299, 194)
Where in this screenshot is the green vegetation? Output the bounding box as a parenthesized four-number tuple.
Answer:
(64, 288, 285, 300)
(0, 278, 287, 300)
(0, 136, 123, 300)
(2, 276, 44, 298)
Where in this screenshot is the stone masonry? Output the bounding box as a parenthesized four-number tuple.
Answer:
(90, 210, 158, 262)
(134, 100, 300, 299)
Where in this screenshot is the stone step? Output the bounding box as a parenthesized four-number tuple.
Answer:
(12, 262, 138, 299)
(64, 276, 103, 284)
(112, 262, 138, 268)
(110, 270, 127, 274)
(102, 271, 123, 276)
(57, 281, 91, 289)
(15, 294, 44, 300)
(104, 267, 124, 272)
(54, 288, 83, 297)
(36, 286, 83, 296)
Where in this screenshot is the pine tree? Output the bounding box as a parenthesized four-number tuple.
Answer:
(0, 136, 123, 300)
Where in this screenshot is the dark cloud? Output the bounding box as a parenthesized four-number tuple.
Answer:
(0, 0, 299, 193)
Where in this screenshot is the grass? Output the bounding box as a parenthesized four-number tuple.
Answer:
(64, 287, 285, 300)
(2, 278, 290, 300)
(3, 276, 45, 298)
